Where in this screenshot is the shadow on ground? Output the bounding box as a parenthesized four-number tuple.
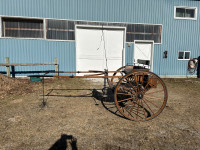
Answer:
(49, 134, 78, 150)
(43, 88, 126, 119)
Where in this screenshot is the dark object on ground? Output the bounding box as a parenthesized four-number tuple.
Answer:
(197, 56, 200, 78)
(49, 134, 78, 150)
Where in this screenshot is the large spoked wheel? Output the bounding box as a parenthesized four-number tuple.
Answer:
(107, 66, 129, 89)
(114, 71, 168, 121)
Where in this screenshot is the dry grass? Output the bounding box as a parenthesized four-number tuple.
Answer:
(0, 75, 200, 150)
(0, 74, 41, 99)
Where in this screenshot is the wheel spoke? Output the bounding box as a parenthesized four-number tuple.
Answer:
(146, 90, 164, 95)
(145, 95, 162, 100)
(126, 103, 144, 118)
(120, 85, 137, 94)
(125, 107, 135, 118)
(133, 75, 140, 92)
(122, 101, 134, 110)
(130, 101, 145, 118)
(139, 73, 145, 91)
(117, 93, 134, 96)
(117, 97, 135, 103)
(140, 99, 147, 118)
(128, 101, 137, 117)
(143, 98, 160, 108)
(136, 99, 140, 119)
(127, 109, 144, 119)
(125, 78, 138, 92)
(142, 99, 154, 115)
(143, 80, 151, 93)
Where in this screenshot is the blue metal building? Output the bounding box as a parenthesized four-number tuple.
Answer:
(0, 0, 200, 77)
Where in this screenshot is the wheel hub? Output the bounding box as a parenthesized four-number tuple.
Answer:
(137, 93, 143, 99)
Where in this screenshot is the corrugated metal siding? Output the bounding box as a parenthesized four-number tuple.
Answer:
(157, 0, 200, 76)
(0, 39, 76, 76)
(0, 0, 200, 76)
(125, 43, 134, 65)
(0, 0, 166, 23)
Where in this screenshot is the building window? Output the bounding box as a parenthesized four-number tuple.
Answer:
(174, 6, 197, 20)
(0, 16, 162, 43)
(178, 51, 190, 60)
(126, 24, 162, 43)
(2, 17, 44, 38)
(46, 19, 75, 40)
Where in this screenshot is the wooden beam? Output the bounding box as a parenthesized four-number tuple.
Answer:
(54, 58, 59, 76)
(5, 57, 10, 77)
(0, 62, 56, 66)
(54, 75, 123, 79)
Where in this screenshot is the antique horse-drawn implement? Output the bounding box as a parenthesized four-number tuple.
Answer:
(30, 65, 168, 121)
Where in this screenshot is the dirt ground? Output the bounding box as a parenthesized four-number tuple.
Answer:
(0, 74, 200, 150)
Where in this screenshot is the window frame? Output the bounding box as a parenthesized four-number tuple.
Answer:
(1, 16, 44, 39)
(126, 24, 162, 44)
(178, 51, 191, 60)
(174, 6, 197, 20)
(0, 15, 162, 44)
(46, 19, 75, 41)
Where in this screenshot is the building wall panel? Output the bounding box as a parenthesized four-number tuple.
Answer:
(125, 43, 134, 66)
(0, 0, 200, 76)
(0, 39, 76, 76)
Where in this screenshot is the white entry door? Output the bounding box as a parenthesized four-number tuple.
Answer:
(76, 26, 125, 75)
(134, 41, 154, 70)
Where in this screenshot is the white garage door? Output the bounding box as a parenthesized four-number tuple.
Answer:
(76, 27, 125, 75)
